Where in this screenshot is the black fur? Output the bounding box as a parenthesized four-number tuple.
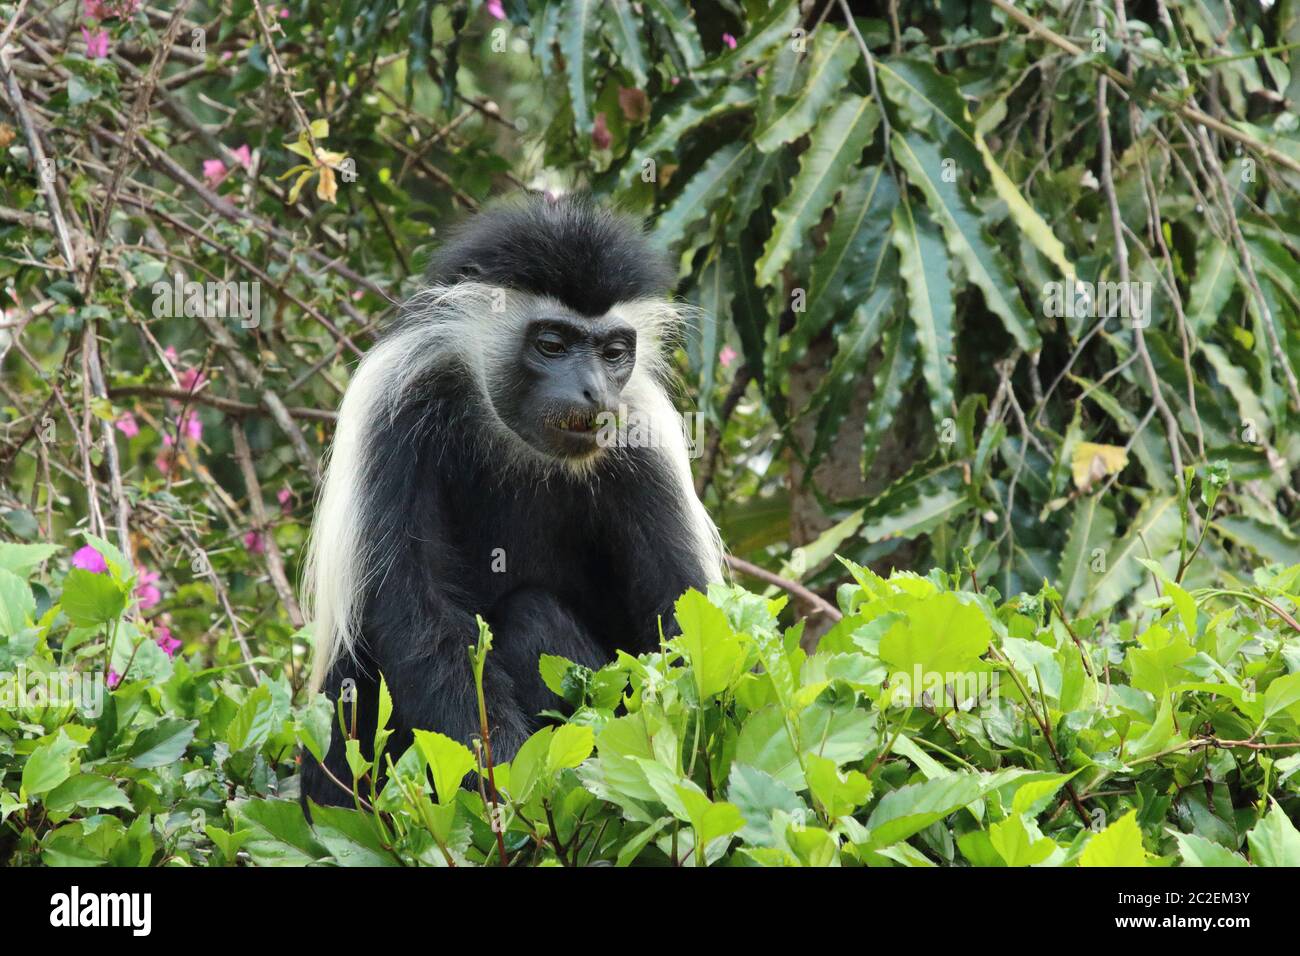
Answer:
(301, 199, 707, 810)
(426, 192, 674, 316)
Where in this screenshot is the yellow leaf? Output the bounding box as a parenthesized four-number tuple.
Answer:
(316, 166, 338, 203)
(287, 169, 313, 204)
(1071, 441, 1128, 492)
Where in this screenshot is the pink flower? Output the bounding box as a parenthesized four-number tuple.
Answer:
(202, 158, 228, 187)
(85, 0, 108, 18)
(135, 567, 161, 610)
(722, 33, 737, 50)
(162, 410, 201, 446)
(277, 486, 292, 514)
(107, 669, 120, 689)
(351, 289, 364, 301)
(82, 27, 110, 59)
(279, 6, 289, 17)
(115, 411, 139, 438)
(180, 409, 202, 442)
(72, 545, 108, 574)
(230, 144, 253, 170)
(670, 76, 681, 86)
(163, 345, 179, 363)
(178, 365, 206, 392)
(486, 0, 505, 19)
(154, 626, 180, 657)
(244, 530, 265, 555)
(719, 344, 737, 368)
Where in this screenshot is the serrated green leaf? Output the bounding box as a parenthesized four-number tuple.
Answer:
(756, 95, 879, 286)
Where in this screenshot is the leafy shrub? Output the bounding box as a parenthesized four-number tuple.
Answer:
(4, 516, 1299, 866)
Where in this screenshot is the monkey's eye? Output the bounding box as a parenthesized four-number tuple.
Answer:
(535, 333, 567, 357)
(603, 343, 630, 363)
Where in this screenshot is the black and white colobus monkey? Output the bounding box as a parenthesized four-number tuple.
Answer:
(300, 192, 723, 808)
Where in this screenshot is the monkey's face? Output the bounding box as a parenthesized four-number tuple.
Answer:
(492, 313, 637, 460)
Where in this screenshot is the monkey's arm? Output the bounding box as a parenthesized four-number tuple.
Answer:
(616, 487, 715, 655)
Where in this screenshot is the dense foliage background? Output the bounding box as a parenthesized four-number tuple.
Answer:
(1, 0, 1299, 866)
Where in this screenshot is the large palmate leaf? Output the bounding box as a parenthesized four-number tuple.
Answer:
(892, 194, 955, 425)
(755, 95, 880, 287)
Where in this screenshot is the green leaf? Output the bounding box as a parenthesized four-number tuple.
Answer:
(891, 131, 1038, 350)
(640, 0, 703, 70)
(1188, 238, 1236, 336)
(1169, 829, 1249, 867)
(754, 27, 857, 152)
(22, 730, 84, 797)
(0, 542, 59, 577)
(61, 568, 127, 628)
(627, 84, 753, 175)
(792, 165, 898, 355)
(602, 0, 648, 87)
(1079, 810, 1148, 867)
(878, 591, 991, 680)
(547, 724, 595, 772)
(892, 194, 955, 424)
(1057, 495, 1118, 613)
(45, 774, 133, 813)
(0, 567, 35, 637)
(755, 95, 880, 287)
(226, 683, 275, 752)
(128, 718, 198, 768)
(655, 142, 753, 250)
(560, 0, 600, 134)
(1246, 800, 1300, 866)
(673, 589, 745, 700)
(413, 729, 476, 804)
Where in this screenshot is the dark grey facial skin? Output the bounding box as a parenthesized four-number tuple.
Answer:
(493, 313, 637, 460)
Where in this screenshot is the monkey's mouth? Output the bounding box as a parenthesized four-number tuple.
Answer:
(548, 410, 599, 434)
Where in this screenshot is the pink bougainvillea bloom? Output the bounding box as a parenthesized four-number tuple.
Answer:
(135, 567, 161, 610)
(155, 453, 172, 475)
(154, 626, 181, 657)
(486, 0, 506, 19)
(163, 345, 178, 363)
(72, 545, 108, 574)
(230, 144, 253, 170)
(107, 669, 120, 689)
(244, 530, 265, 555)
(351, 289, 364, 301)
(177, 365, 206, 392)
(202, 158, 228, 187)
(719, 344, 738, 368)
(591, 112, 612, 150)
(279, 6, 289, 17)
(722, 33, 737, 50)
(179, 409, 202, 442)
(82, 27, 110, 59)
(115, 411, 139, 437)
(85, 0, 108, 17)
(277, 486, 292, 514)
